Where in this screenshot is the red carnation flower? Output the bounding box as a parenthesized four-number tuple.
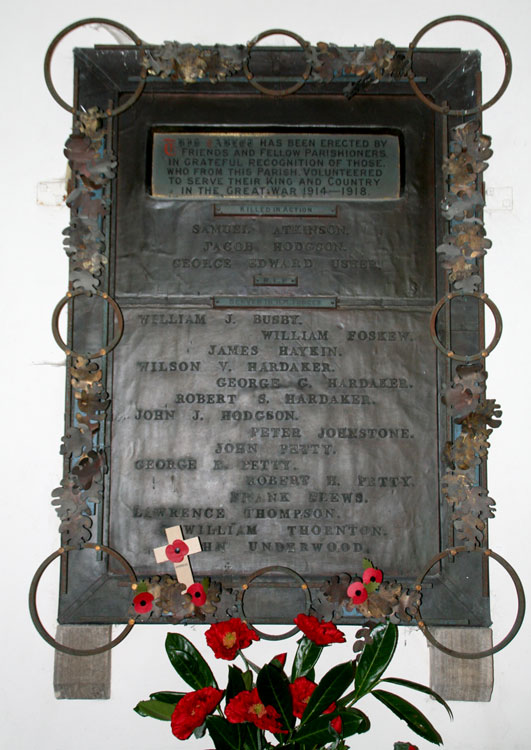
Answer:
(273, 652, 287, 668)
(166, 539, 189, 563)
(188, 583, 207, 606)
(205, 618, 259, 660)
(226, 688, 286, 733)
(362, 566, 383, 585)
(133, 591, 154, 614)
(170, 686, 223, 740)
(294, 614, 346, 645)
(289, 677, 336, 719)
(330, 715, 342, 734)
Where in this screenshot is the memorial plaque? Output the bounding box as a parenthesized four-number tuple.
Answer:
(57, 40, 490, 628)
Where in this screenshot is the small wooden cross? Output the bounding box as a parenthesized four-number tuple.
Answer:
(153, 525, 202, 589)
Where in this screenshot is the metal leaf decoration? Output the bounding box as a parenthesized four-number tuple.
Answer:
(51, 478, 82, 519)
(347, 580, 401, 618)
(352, 621, 378, 654)
(75, 389, 110, 419)
(310, 592, 338, 621)
(60, 425, 92, 459)
(212, 585, 238, 620)
(59, 512, 93, 546)
(71, 449, 107, 490)
(442, 364, 485, 419)
(70, 268, 100, 292)
(156, 578, 195, 621)
(393, 588, 422, 623)
(323, 573, 351, 605)
(70, 358, 102, 390)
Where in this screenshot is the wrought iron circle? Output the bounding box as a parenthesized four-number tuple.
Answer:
(407, 15, 512, 116)
(415, 546, 525, 659)
(243, 29, 311, 97)
(44, 18, 146, 117)
(29, 543, 137, 656)
(237, 565, 312, 640)
(429, 291, 502, 362)
(52, 289, 124, 360)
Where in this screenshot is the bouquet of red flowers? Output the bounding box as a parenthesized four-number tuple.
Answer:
(135, 615, 451, 749)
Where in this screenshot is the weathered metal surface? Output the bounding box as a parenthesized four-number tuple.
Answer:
(42, 29, 502, 633)
(109, 305, 438, 584)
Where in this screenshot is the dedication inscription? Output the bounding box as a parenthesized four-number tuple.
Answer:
(152, 133, 401, 200)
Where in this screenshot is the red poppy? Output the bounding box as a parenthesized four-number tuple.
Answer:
(330, 716, 342, 734)
(272, 652, 287, 668)
(205, 618, 259, 660)
(293, 614, 346, 645)
(225, 688, 286, 733)
(133, 591, 154, 614)
(188, 583, 207, 606)
(166, 539, 190, 563)
(289, 677, 336, 719)
(362, 567, 383, 585)
(347, 581, 368, 604)
(170, 686, 223, 740)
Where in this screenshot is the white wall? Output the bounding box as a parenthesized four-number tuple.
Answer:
(2, 1, 530, 748)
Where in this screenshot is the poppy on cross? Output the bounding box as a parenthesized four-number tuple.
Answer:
(153, 525, 202, 589)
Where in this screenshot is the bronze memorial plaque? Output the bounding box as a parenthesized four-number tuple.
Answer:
(57, 39, 491, 628)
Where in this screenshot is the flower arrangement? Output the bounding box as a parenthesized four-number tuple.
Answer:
(135, 609, 452, 749)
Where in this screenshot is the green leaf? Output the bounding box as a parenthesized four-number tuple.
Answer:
(291, 636, 323, 681)
(257, 662, 295, 730)
(193, 721, 207, 738)
(381, 677, 453, 719)
(353, 621, 397, 700)
(133, 698, 176, 721)
(242, 722, 261, 750)
(362, 558, 373, 570)
(301, 661, 355, 726)
(148, 691, 185, 704)
(293, 707, 370, 745)
(341, 707, 371, 736)
(227, 665, 246, 701)
(242, 669, 254, 690)
(165, 632, 217, 690)
(206, 716, 242, 750)
(372, 689, 443, 745)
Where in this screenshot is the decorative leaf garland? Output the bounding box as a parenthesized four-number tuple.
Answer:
(52, 110, 111, 547)
(437, 121, 502, 549)
(145, 39, 409, 96)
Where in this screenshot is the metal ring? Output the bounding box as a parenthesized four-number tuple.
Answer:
(407, 15, 512, 116)
(52, 289, 124, 360)
(429, 291, 502, 362)
(44, 18, 146, 117)
(237, 566, 312, 640)
(29, 543, 137, 656)
(415, 547, 525, 659)
(243, 29, 311, 97)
